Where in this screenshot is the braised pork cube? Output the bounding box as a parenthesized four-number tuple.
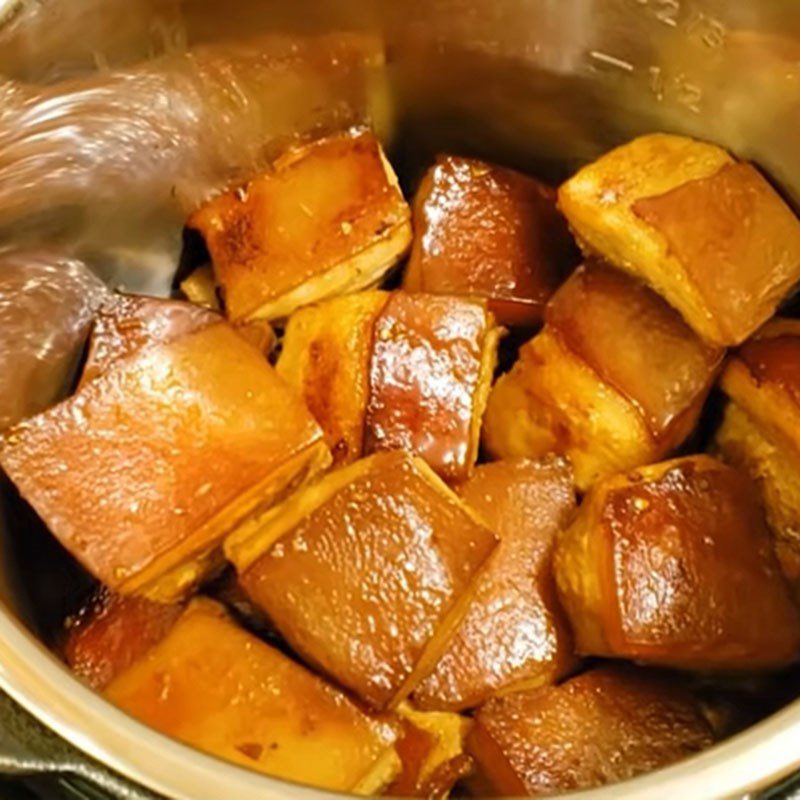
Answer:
(483, 264, 722, 489)
(104, 599, 400, 794)
(553, 455, 800, 670)
(558, 133, 800, 345)
(716, 319, 800, 595)
(233, 319, 276, 356)
(413, 458, 576, 711)
(403, 155, 577, 325)
(188, 129, 412, 322)
(225, 451, 498, 710)
(80, 293, 219, 386)
(467, 665, 713, 796)
(179, 265, 219, 309)
(279, 291, 500, 477)
(277, 291, 389, 466)
(0, 323, 330, 601)
(387, 703, 473, 798)
(62, 588, 182, 690)
(365, 293, 501, 481)
(179, 267, 276, 354)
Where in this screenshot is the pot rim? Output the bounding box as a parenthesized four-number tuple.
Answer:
(0, 601, 797, 800)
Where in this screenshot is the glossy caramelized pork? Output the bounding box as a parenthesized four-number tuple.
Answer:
(413, 458, 576, 711)
(176, 272, 277, 354)
(232, 318, 277, 355)
(0, 323, 329, 600)
(277, 291, 389, 466)
(404, 155, 578, 325)
(226, 451, 498, 710)
(79, 293, 219, 386)
(189, 129, 412, 322)
(468, 665, 714, 796)
(387, 703, 473, 799)
(66, 584, 469, 798)
(554, 455, 800, 669)
(105, 599, 402, 795)
(365, 292, 501, 481)
(22, 127, 800, 797)
(92, 289, 275, 365)
(484, 263, 722, 489)
(559, 133, 800, 346)
(716, 319, 800, 596)
(62, 588, 182, 690)
(546, 265, 724, 438)
(278, 290, 501, 478)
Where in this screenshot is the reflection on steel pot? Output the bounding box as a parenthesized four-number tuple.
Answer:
(0, 250, 106, 431)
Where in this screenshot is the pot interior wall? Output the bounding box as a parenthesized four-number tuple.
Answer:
(0, 0, 799, 779)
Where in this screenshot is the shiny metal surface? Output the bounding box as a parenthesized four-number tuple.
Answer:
(1, 1, 799, 798)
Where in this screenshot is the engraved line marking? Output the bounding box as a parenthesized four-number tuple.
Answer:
(589, 51, 635, 72)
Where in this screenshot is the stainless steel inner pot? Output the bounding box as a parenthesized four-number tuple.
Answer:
(1, 1, 799, 798)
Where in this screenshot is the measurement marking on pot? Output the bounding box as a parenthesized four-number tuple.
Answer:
(653, 0, 680, 27)
(632, 0, 728, 45)
(676, 77, 702, 113)
(685, 10, 727, 48)
(648, 66, 703, 113)
(631, 0, 681, 28)
(649, 66, 665, 101)
(589, 51, 635, 73)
